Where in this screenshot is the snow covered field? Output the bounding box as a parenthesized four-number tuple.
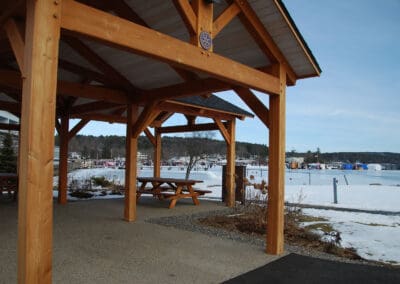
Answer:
(63, 166, 400, 264)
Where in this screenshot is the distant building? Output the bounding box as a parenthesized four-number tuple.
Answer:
(367, 164, 382, 171)
(0, 111, 19, 128)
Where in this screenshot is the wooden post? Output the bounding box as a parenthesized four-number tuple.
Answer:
(191, 0, 213, 50)
(225, 119, 236, 207)
(58, 115, 69, 204)
(124, 104, 139, 221)
(153, 128, 161, 178)
(267, 65, 286, 255)
(17, 0, 61, 283)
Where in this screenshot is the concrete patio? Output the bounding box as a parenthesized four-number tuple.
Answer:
(0, 197, 281, 283)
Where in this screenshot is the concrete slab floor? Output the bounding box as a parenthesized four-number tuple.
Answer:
(0, 197, 281, 283)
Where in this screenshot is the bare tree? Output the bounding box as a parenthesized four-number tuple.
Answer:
(184, 131, 215, 179)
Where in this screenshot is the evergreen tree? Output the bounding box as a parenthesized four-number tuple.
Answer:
(0, 133, 17, 173)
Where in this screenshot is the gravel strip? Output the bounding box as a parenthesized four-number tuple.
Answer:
(146, 207, 397, 268)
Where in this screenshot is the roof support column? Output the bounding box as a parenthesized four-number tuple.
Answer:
(225, 119, 236, 207)
(17, 0, 61, 282)
(267, 65, 286, 255)
(58, 115, 69, 205)
(153, 128, 161, 178)
(124, 104, 139, 221)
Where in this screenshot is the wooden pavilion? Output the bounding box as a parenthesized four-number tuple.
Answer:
(0, 0, 320, 282)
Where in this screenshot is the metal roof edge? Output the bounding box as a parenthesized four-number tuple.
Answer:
(275, 0, 322, 76)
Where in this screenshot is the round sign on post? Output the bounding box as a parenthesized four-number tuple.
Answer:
(199, 31, 212, 50)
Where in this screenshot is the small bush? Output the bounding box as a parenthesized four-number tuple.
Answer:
(91, 176, 111, 188)
(69, 191, 93, 199)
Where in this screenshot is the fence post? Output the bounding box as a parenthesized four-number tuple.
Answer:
(343, 174, 349, 185)
(333, 178, 338, 204)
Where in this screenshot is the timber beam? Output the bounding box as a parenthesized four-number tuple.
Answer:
(232, 0, 297, 85)
(234, 87, 269, 128)
(68, 119, 89, 140)
(214, 119, 231, 145)
(143, 128, 156, 146)
(138, 78, 231, 103)
(62, 35, 141, 94)
(131, 102, 160, 138)
(173, 0, 197, 36)
(0, 69, 129, 103)
(60, 0, 280, 95)
(71, 113, 126, 124)
(213, 3, 241, 37)
(69, 101, 121, 115)
(158, 122, 228, 134)
(159, 101, 239, 121)
(3, 18, 24, 72)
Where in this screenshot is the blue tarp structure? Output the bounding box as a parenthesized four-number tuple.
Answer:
(342, 163, 353, 170)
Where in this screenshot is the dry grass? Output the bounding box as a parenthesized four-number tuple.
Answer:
(199, 201, 362, 260)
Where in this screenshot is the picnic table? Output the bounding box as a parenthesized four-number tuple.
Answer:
(0, 173, 18, 200)
(136, 177, 211, 209)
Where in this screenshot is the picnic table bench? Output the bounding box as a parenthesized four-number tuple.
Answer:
(136, 177, 211, 209)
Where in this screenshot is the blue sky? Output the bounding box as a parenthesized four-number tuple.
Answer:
(76, 0, 400, 153)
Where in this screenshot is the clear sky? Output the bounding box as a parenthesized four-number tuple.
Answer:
(76, 0, 400, 153)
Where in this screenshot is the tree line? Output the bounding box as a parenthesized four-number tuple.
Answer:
(58, 134, 269, 161)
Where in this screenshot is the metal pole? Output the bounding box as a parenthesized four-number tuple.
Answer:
(309, 172, 311, 185)
(343, 174, 349, 185)
(333, 177, 338, 204)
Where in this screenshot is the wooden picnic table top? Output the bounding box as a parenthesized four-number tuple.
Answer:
(137, 177, 203, 185)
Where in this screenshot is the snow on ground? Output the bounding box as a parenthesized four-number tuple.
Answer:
(302, 208, 400, 264)
(61, 167, 400, 264)
(285, 185, 400, 212)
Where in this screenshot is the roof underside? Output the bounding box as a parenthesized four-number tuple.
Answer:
(0, 0, 320, 124)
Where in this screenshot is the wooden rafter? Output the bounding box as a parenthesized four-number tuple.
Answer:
(158, 122, 228, 134)
(60, 0, 280, 95)
(58, 59, 110, 85)
(158, 101, 238, 121)
(143, 128, 156, 146)
(68, 118, 89, 140)
(131, 102, 159, 138)
(213, 3, 241, 37)
(213, 118, 231, 145)
(172, 0, 197, 36)
(150, 111, 173, 127)
(3, 18, 24, 72)
(0, 69, 129, 103)
(62, 35, 141, 94)
(55, 119, 61, 134)
(232, 0, 297, 85)
(69, 101, 121, 115)
(139, 78, 231, 103)
(71, 113, 126, 124)
(234, 87, 269, 128)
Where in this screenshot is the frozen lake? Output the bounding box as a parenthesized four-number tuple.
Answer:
(66, 166, 400, 189)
